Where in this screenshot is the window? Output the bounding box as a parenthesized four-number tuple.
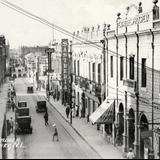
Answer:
(74, 60, 76, 75)
(92, 63, 96, 82)
(77, 60, 80, 76)
(98, 64, 101, 84)
(153, 5, 159, 20)
(120, 57, 124, 81)
(89, 62, 91, 80)
(93, 101, 96, 113)
(130, 57, 134, 80)
(111, 56, 113, 78)
(142, 58, 147, 87)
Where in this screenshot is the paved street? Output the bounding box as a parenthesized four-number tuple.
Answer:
(12, 78, 101, 159)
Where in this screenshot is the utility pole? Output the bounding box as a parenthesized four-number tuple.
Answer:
(150, 30, 155, 159)
(135, 32, 140, 159)
(70, 41, 73, 125)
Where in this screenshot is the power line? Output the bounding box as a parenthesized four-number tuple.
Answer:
(0, 0, 159, 73)
(1, 0, 160, 115)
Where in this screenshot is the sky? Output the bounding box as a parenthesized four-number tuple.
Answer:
(0, 0, 153, 48)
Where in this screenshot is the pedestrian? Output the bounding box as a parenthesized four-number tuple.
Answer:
(10, 117, 14, 133)
(7, 120, 11, 136)
(52, 124, 59, 142)
(44, 111, 49, 126)
(65, 106, 70, 119)
(127, 148, 135, 159)
(11, 101, 15, 112)
(53, 93, 56, 102)
(57, 91, 60, 101)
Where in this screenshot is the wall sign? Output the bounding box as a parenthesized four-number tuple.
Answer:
(117, 12, 152, 28)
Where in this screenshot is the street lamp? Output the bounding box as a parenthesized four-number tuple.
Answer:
(45, 47, 55, 102)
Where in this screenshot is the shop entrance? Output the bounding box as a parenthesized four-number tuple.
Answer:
(128, 108, 135, 149)
(116, 103, 124, 146)
(140, 114, 149, 159)
(81, 92, 86, 118)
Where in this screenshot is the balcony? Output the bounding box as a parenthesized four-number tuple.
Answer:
(123, 79, 137, 93)
(95, 84, 102, 97)
(75, 76, 103, 97)
(79, 77, 90, 91)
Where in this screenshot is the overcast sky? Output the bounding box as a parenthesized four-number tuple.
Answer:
(0, 0, 154, 48)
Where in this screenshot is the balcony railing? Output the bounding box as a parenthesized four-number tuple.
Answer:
(74, 75, 103, 97)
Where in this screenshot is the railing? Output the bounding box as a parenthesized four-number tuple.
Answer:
(74, 75, 103, 97)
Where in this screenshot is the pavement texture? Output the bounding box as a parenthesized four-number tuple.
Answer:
(45, 94, 124, 159)
(28, 77, 125, 159)
(9, 78, 101, 159)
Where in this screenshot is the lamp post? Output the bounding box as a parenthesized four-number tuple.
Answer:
(45, 47, 55, 102)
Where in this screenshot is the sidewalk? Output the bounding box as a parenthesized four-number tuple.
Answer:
(26, 77, 126, 159)
(46, 97, 125, 159)
(6, 109, 15, 159)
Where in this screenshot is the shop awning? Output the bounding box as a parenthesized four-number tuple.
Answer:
(89, 99, 115, 125)
(84, 91, 100, 104)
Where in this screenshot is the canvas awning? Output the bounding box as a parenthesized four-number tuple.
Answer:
(89, 99, 115, 125)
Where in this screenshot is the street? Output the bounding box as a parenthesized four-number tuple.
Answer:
(12, 78, 101, 159)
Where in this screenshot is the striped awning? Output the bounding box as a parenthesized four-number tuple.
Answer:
(89, 99, 115, 124)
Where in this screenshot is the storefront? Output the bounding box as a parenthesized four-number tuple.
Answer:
(90, 99, 115, 142)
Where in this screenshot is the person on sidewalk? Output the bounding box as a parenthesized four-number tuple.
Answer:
(53, 93, 56, 102)
(44, 111, 49, 126)
(52, 123, 59, 142)
(11, 101, 15, 112)
(127, 148, 135, 159)
(65, 106, 70, 119)
(57, 91, 60, 101)
(10, 117, 14, 133)
(7, 119, 11, 136)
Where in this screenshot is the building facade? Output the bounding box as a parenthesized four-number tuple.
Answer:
(99, 1, 160, 159)
(0, 35, 7, 85)
(72, 28, 105, 125)
(71, 1, 160, 159)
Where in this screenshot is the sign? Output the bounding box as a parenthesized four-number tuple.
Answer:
(61, 39, 69, 91)
(45, 48, 55, 72)
(48, 52, 52, 72)
(118, 12, 152, 28)
(45, 48, 55, 53)
(123, 79, 136, 93)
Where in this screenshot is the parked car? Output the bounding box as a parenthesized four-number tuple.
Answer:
(27, 86, 34, 94)
(36, 101, 47, 113)
(16, 107, 30, 117)
(15, 116, 33, 134)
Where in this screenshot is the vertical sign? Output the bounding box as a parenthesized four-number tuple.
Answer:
(45, 48, 54, 72)
(61, 39, 69, 104)
(48, 52, 52, 72)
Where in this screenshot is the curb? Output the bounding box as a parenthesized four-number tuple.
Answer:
(44, 96, 126, 159)
(44, 96, 103, 159)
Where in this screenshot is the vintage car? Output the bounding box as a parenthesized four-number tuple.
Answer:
(15, 116, 33, 134)
(18, 101, 27, 108)
(16, 107, 30, 117)
(36, 101, 47, 113)
(27, 86, 34, 94)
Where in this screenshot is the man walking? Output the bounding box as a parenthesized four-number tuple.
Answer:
(52, 124, 59, 142)
(10, 117, 14, 133)
(44, 111, 49, 126)
(127, 148, 135, 159)
(65, 106, 70, 119)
